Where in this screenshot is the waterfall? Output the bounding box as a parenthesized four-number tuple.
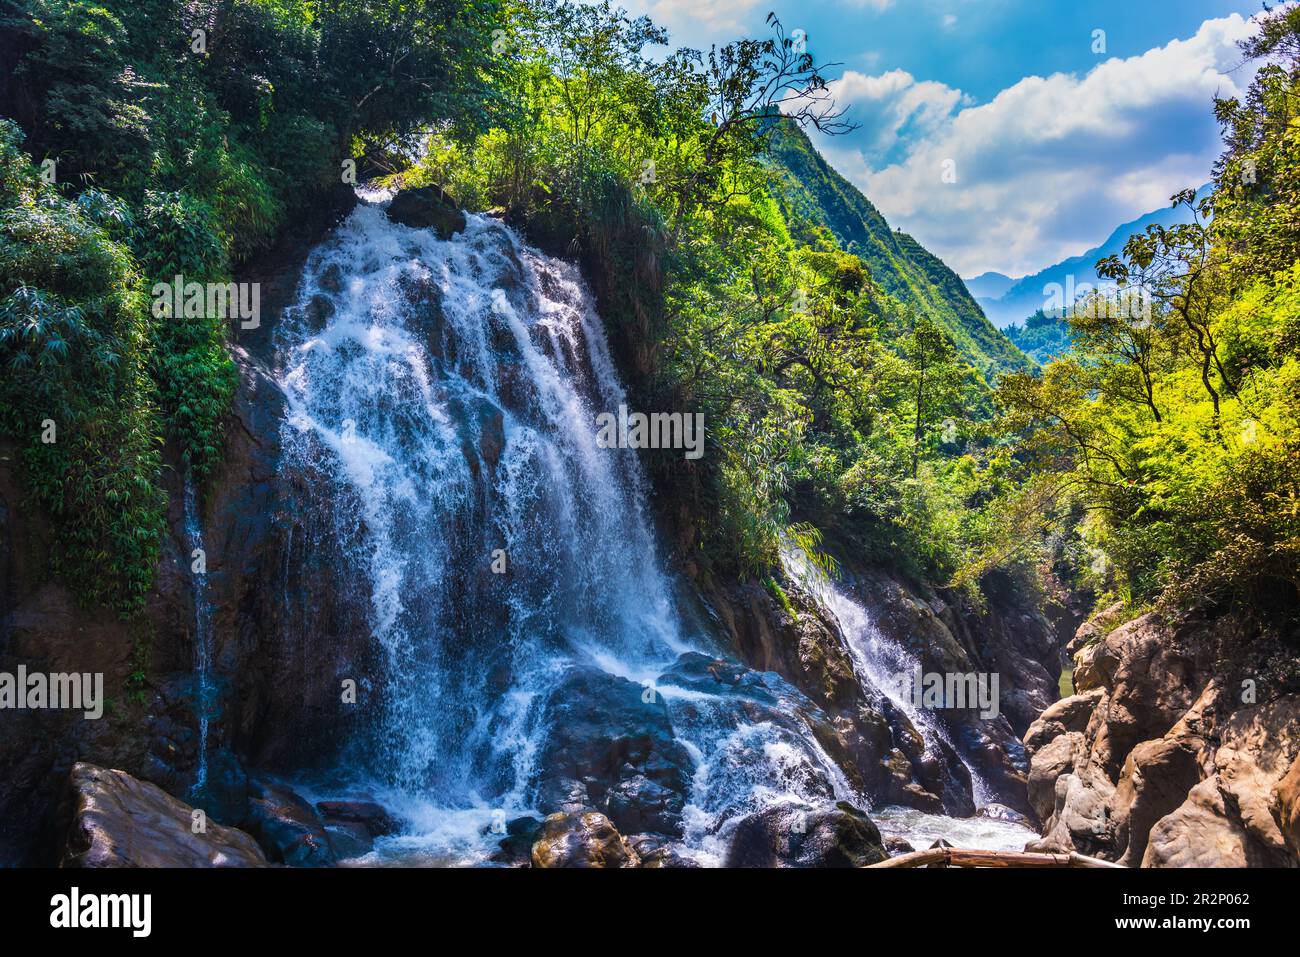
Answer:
(181, 476, 214, 794)
(785, 548, 994, 809)
(273, 200, 859, 863)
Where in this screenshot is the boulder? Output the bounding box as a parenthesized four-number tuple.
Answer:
(532, 665, 693, 837)
(1022, 605, 1300, 867)
(316, 800, 399, 838)
(1027, 731, 1083, 824)
(489, 815, 544, 867)
(386, 185, 466, 239)
(1275, 755, 1300, 857)
(60, 764, 266, 868)
(530, 811, 640, 868)
(724, 802, 886, 868)
(1023, 690, 1103, 753)
(628, 833, 700, 868)
(1110, 733, 1205, 866)
(1143, 778, 1256, 867)
(243, 778, 336, 867)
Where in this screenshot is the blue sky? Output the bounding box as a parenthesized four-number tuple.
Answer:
(619, 0, 1269, 277)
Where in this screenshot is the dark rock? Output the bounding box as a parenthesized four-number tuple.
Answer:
(977, 802, 1033, 827)
(533, 665, 693, 838)
(243, 778, 336, 867)
(323, 821, 373, 860)
(191, 747, 250, 827)
(316, 800, 399, 838)
(628, 833, 700, 868)
(489, 815, 544, 867)
(725, 801, 886, 868)
(883, 835, 916, 857)
(386, 185, 467, 239)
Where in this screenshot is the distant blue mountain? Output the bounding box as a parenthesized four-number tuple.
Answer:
(965, 185, 1212, 329)
(963, 271, 1015, 301)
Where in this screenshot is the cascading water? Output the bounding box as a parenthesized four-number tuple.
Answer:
(274, 197, 860, 864)
(787, 549, 993, 807)
(784, 550, 1036, 850)
(182, 476, 215, 794)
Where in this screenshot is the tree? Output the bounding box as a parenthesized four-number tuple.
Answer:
(900, 313, 962, 478)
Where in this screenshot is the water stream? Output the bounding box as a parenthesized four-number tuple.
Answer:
(182, 475, 215, 795)
(271, 195, 1031, 864)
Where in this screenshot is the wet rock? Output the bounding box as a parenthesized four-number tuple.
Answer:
(628, 833, 700, 868)
(489, 815, 544, 867)
(386, 185, 466, 239)
(725, 801, 886, 868)
(533, 665, 693, 838)
(978, 803, 1033, 827)
(304, 294, 334, 330)
(316, 800, 399, 838)
(323, 821, 373, 859)
(883, 835, 916, 857)
(191, 747, 251, 827)
(530, 811, 640, 868)
(60, 764, 266, 868)
(243, 778, 335, 867)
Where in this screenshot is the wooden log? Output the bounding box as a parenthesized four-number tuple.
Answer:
(867, 847, 1125, 869)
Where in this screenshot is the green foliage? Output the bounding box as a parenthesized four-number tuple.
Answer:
(0, 118, 164, 614)
(0, 0, 509, 611)
(993, 13, 1300, 613)
(763, 119, 1030, 382)
(1005, 310, 1073, 365)
(409, 3, 1004, 587)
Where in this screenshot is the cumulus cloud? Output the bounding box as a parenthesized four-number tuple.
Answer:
(626, 0, 764, 36)
(823, 69, 972, 167)
(811, 13, 1260, 277)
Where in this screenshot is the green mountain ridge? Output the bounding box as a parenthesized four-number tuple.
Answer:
(763, 121, 1030, 381)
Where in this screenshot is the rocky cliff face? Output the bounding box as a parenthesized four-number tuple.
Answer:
(0, 188, 364, 864)
(1023, 606, 1300, 867)
(696, 558, 1063, 820)
(1, 185, 1064, 866)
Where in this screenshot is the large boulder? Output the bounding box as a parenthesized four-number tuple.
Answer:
(530, 812, 640, 868)
(1022, 606, 1300, 867)
(1023, 690, 1103, 752)
(386, 185, 466, 239)
(60, 764, 266, 868)
(242, 778, 336, 867)
(1026, 731, 1084, 824)
(724, 801, 886, 868)
(532, 665, 693, 837)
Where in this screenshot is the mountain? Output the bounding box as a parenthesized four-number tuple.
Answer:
(967, 184, 1213, 329)
(964, 271, 1016, 301)
(763, 121, 1029, 380)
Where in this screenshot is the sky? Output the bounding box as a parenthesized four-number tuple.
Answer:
(616, 0, 1269, 278)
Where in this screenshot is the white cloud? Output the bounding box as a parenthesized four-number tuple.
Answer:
(811, 13, 1260, 277)
(626, 0, 763, 37)
(823, 69, 971, 165)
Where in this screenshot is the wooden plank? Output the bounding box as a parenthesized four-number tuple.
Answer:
(867, 847, 1125, 869)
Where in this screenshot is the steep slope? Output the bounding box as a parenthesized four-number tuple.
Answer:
(763, 121, 1029, 381)
(971, 184, 1213, 328)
